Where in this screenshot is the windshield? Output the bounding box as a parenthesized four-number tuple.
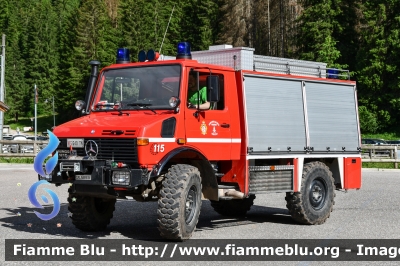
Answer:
(91, 65, 181, 111)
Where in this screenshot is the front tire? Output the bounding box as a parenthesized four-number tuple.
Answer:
(157, 164, 202, 241)
(285, 161, 335, 225)
(68, 189, 116, 231)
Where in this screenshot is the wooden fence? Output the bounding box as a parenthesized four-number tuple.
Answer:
(361, 145, 399, 168)
(0, 139, 48, 157)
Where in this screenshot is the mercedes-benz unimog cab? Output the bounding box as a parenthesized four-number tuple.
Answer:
(42, 42, 362, 241)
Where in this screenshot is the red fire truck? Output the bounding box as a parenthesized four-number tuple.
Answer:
(44, 42, 361, 240)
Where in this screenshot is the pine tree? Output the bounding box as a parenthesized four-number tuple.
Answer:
(294, 0, 345, 68)
(157, 0, 184, 55)
(2, 1, 31, 120)
(118, 0, 192, 57)
(217, 0, 302, 57)
(25, 0, 60, 117)
(60, 0, 116, 121)
(118, 0, 160, 57)
(218, 0, 252, 47)
(356, 0, 400, 131)
(54, 0, 81, 124)
(0, 0, 8, 30)
(332, 0, 360, 71)
(180, 0, 218, 51)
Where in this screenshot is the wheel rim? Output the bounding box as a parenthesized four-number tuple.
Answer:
(309, 178, 327, 210)
(185, 185, 197, 224)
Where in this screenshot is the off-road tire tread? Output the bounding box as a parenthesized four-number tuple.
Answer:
(210, 194, 255, 217)
(157, 164, 202, 241)
(68, 189, 116, 231)
(285, 161, 335, 225)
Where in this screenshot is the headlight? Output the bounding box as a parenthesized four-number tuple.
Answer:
(112, 171, 130, 185)
(75, 100, 86, 111)
(169, 96, 180, 108)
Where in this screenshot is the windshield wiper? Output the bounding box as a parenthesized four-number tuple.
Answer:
(95, 102, 129, 115)
(96, 102, 116, 108)
(127, 102, 152, 107)
(127, 102, 157, 114)
(111, 110, 130, 116)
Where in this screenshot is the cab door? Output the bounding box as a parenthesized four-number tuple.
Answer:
(184, 71, 234, 160)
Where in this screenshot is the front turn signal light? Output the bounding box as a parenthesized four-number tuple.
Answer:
(137, 138, 149, 146)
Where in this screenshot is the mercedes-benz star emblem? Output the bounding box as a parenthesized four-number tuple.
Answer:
(85, 140, 98, 158)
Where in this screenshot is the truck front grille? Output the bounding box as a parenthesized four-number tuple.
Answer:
(58, 138, 138, 166)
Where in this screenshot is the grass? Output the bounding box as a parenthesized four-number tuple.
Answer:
(0, 158, 34, 164)
(0, 156, 54, 164)
(362, 162, 397, 169)
(361, 132, 400, 140)
(5, 114, 57, 135)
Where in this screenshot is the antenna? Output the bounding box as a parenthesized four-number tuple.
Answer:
(159, 5, 175, 55)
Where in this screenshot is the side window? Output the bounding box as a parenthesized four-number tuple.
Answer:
(198, 73, 225, 110)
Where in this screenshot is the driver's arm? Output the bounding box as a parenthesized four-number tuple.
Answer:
(195, 102, 210, 110)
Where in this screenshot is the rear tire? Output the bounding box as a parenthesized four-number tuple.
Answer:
(157, 164, 202, 241)
(210, 194, 255, 217)
(68, 189, 116, 231)
(285, 161, 335, 225)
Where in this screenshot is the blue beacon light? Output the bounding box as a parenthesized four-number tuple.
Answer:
(176, 42, 192, 59)
(138, 50, 147, 62)
(116, 48, 130, 64)
(147, 49, 156, 61)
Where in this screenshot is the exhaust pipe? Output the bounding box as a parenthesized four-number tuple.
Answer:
(83, 60, 101, 114)
(218, 189, 245, 199)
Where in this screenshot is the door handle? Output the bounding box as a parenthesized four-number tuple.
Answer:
(221, 123, 230, 128)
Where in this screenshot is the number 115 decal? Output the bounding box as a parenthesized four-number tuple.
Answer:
(150, 143, 165, 155)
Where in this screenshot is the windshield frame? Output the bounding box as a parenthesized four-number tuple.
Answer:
(90, 64, 182, 112)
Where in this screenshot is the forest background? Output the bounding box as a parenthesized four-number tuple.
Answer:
(0, 0, 399, 135)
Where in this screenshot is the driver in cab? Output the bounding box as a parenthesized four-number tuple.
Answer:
(187, 75, 210, 110)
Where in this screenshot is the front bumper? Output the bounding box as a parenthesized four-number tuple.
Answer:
(39, 157, 147, 188)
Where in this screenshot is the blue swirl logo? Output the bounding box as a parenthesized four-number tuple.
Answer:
(30, 130, 60, 220)
(28, 180, 60, 220)
(34, 130, 59, 178)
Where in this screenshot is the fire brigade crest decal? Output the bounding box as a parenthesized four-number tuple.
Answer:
(200, 121, 207, 135)
(209, 121, 219, 136)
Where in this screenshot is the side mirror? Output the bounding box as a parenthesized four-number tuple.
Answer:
(207, 76, 220, 102)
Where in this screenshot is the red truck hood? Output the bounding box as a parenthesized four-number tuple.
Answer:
(53, 112, 173, 138)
